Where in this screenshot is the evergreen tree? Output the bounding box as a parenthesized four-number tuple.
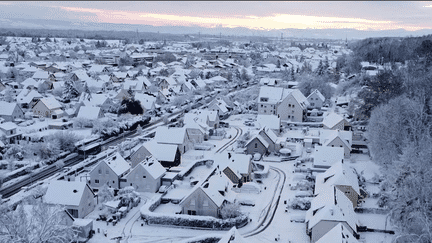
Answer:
(316, 60, 324, 76)
(62, 78, 80, 100)
(291, 66, 295, 81)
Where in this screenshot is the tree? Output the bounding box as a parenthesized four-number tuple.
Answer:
(291, 66, 295, 81)
(297, 73, 334, 100)
(220, 202, 242, 219)
(0, 202, 76, 243)
(98, 184, 114, 204)
(45, 37, 51, 42)
(62, 78, 80, 100)
(241, 68, 250, 81)
(46, 131, 81, 152)
(3, 87, 14, 102)
(118, 98, 144, 115)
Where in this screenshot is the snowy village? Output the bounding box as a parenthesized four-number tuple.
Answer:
(1, 2, 432, 243)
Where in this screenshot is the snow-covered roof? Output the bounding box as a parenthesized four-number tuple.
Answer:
(139, 156, 166, 179)
(44, 180, 93, 207)
(32, 70, 49, 80)
(289, 89, 310, 109)
(39, 96, 62, 110)
(215, 152, 252, 177)
(154, 126, 186, 145)
(313, 146, 344, 169)
(0, 101, 18, 116)
(0, 121, 17, 131)
(315, 160, 360, 196)
(258, 86, 284, 104)
(308, 89, 326, 102)
(77, 106, 101, 120)
(82, 93, 110, 107)
(246, 134, 270, 149)
(316, 223, 359, 243)
(306, 185, 358, 233)
(136, 76, 152, 87)
(103, 152, 130, 176)
(144, 141, 179, 162)
(256, 114, 280, 130)
(322, 112, 347, 129)
(134, 93, 156, 110)
(320, 130, 352, 150)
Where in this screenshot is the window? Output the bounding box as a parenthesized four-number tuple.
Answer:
(255, 143, 258, 148)
(190, 199, 196, 206)
(98, 169, 102, 175)
(106, 170, 109, 174)
(340, 145, 343, 147)
(143, 175, 146, 179)
(261, 104, 263, 107)
(130, 183, 133, 186)
(187, 210, 196, 215)
(288, 115, 290, 119)
(292, 105, 295, 108)
(203, 200, 209, 207)
(288, 104, 291, 107)
(332, 145, 334, 147)
(95, 179, 99, 184)
(311, 103, 315, 106)
(113, 180, 115, 184)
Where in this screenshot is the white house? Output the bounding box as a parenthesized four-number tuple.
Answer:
(307, 89, 326, 109)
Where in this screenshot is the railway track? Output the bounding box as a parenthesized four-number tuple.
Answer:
(243, 166, 287, 238)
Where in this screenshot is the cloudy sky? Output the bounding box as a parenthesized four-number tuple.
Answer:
(1, 1, 432, 31)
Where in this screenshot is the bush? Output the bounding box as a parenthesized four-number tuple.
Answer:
(220, 202, 242, 219)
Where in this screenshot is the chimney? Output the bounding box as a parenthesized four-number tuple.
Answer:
(228, 153, 231, 159)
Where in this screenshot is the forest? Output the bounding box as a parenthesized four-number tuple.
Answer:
(345, 34, 432, 243)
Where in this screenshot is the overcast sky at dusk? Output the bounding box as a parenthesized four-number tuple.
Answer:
(1, 1, 432, 32)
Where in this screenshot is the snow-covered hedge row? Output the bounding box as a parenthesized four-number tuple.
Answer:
(140, 196, 248, 229)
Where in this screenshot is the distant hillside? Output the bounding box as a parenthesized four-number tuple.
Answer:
(349, 34, 432, 63)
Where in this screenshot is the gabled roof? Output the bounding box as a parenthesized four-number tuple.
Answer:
(154, 126, 187, 145)
(313, 146, 345, 168)
(320, 130, 352, 148)
(322, 132, 352, 151)
(0, 122, 17, 131)
(315, 161, 360, 196)
(323, 112, 348, 129)
(102, 152, 130, 176)
(306, 186, 358, 233)
(134, 93, 156, 110)
(289, 89, 310, 109)
(316, 223, 359, 243)
(77, 106, 102, 120)
(215, 152, 252, 176)
(0, 101, 18, 116)
(44, 180, 93, 207)
(246, 134, 270, 149)
(32, 70, 49, 79)
(129, 156, 166, 179)
(38, 96, 62, 110)
(308, 89, 326, 102)
(258, 86, 284, 104)
(144, 141, 179, 162)
(16, 89, 43, 104)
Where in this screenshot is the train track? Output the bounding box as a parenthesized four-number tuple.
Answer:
(215, 126, 242, 153)
(243, 166, 287, 238)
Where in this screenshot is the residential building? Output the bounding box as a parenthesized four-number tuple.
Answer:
(88, 152, 130, 189)
(120, 156, 166, 192)
(307, 89, 326, 109)
(0, 101, 24, 121)
(44, 180, 96, 219)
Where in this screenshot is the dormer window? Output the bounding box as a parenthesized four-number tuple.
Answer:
(260, 97, 269, 102)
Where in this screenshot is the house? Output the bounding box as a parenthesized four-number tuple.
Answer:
(322, 112, 351, 131)
(245, 134, 269, 156)
(315, 223, 359, 243)
(120, 156, 166, 192)
(81, 93, 113, 112)
(154, 126, 193, 154)
(44, 180, 96, 218)
(110, 72, 129, 82)
(88, 65, 110, 74)
(314, 161, 360, 208)
(0, 101, 24, 121)
(320, 130, 352, 158)
(216, 152, 253, 184)
(77, 106, 104, 120)
(180, 174, 235, 218)
(16, 89, 43, 108)
(307, 89, 326, 109)
(312, 146, 345, 169)
(129, 141, 181, 168)
(257, 86, 309, 123)
(207, 97, 232, 117)
(134, 93, 156, 113)
(305, 186, 359, 242)
(32, 70, 50, 81)
(0, 122, 22, 144)
(32, 96, 65, 119)
(88, 152, 130, 189)
(187, 109, 219, 129)
(245, 127, 279, 155)
(114, 89, 134, 101)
